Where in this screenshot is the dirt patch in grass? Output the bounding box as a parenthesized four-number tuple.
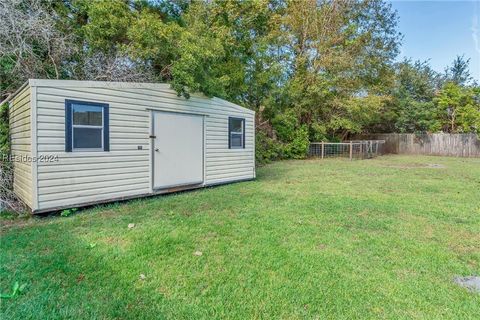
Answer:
(0, 215, 39, 231)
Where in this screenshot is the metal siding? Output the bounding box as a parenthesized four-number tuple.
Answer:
(34, 82, 254, 211)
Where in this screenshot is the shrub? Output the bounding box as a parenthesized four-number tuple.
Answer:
(0, 103, 24, 213)
(0, 103, 9, 156)
(60, 208, 78, 217)
(255, 131, 282, 165)
(281, 125, 310, 159)
(271, 110, 298, 142)
(270, 110, 310, 160)
(256, 124, 310, 163)
(309, 122, 327, 142)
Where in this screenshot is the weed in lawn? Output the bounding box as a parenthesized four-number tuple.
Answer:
(60, 208, 78, 217)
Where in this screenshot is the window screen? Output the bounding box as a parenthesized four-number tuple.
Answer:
(229, 117, 245, 149)
(73, 127, 103, 149)
(65, 100, 109, 152)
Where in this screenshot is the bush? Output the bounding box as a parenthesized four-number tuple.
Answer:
(281, 125, 310, 159)
(270, 110, 310, 160)
(0, 103, 23, 213)
(256, 124, 310, 164)
(309, 122, 327, 142)
(271, 110, 298, 142)
(0, 103, 9, 156)
(255, 130, 282, 165)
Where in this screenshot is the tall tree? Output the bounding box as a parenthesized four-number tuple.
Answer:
(434, 82, 480, 133)
(277, 0, 401, 140)
(445, 55, 473, 86)
(126, 0, 285, 105)
(388, 59, 442, 133)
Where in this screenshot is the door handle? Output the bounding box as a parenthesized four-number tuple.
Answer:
(155, 148, 159, 152)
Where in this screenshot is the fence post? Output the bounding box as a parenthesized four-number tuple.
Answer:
(321, 141, 324, 159)
(349, 141, 353, 160)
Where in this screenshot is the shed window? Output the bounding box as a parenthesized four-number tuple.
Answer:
(65, 100, 109, 152)
(228, 117, 245, 149)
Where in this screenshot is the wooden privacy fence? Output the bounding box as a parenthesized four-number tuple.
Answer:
(357, 133, 480, 158)
(309, 140, 386, 160)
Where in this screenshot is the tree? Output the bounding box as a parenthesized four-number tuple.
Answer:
(0, 0, 76, 97)
(388, 59, 442, 133)
(444, 55, 473, 86)
(0, 0, 157, 99)
(434, 82, 480, 133)
(277, 0, 401, 140)
(65, 0, 156, 82)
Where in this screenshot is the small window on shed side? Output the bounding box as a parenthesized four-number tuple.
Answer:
(228, 117, 245, 149)
(65, 100, 110, 152)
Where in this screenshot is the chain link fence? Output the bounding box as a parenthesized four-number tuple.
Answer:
(309, 140, 386, 160)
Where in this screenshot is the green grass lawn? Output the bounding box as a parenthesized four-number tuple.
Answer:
(1, 155, 479, 319)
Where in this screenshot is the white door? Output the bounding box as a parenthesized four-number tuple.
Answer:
(153, 112, 204, 189)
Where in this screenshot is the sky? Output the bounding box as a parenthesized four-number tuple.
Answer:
(390, 0, 480, 82)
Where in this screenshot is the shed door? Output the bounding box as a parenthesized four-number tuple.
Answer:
(153, 112, 204, 189)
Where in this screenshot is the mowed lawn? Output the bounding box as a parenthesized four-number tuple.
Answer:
(1, 155, 479, 319)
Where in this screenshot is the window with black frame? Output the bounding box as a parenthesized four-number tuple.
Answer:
(228, 117, 245, 149)
(65, 100, 109, 152)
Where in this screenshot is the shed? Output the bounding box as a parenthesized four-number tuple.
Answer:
(4, 80, 255, 213)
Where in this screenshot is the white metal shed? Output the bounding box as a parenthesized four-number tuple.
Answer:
(5, 80, 256, 213)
